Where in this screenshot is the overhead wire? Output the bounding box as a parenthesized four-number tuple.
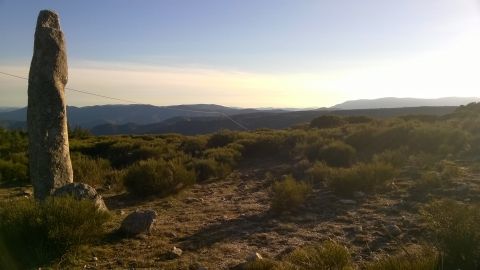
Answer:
(0, 70, 249, 130)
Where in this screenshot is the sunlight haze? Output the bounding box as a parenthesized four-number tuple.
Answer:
(1, 0, 479, 107)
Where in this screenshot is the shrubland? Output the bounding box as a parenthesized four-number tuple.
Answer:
(2, 103, 480, 268)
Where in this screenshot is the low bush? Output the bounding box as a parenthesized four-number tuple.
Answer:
(270, 176, 311, 213)
(422, 200, 480, 269)
(0, 197, 110, 269)
(123, 159, 195, 197)
(193, 158, 230, 181)
(306, 161, 332, 182)
(207, 131, 236, 148)
(365, 247, 438, 270)
(243, 241, 352, 270)
(305, 141, 356, 167)
(283, 241, 352, 270)
(71, 153, 113, 188)
(310, 115, 345, 129)
(0, 159, 28, 183)
(327, 162, 395, 196)
(204, 147, 241, 166)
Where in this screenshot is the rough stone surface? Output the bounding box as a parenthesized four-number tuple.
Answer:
(120, 210, 158, 235)
(52, 182, 108, 211)
(28, 10, 73, 200)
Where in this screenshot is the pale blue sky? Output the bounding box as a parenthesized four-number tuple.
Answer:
(1, 0, 480, 107)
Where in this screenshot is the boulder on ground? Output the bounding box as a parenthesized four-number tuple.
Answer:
(52, 182, 108, 211)
(120, 209, 157, 235)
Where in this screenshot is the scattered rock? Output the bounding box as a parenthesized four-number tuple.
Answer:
(165, 231, 177, 238)
(52, 182, 108, 211)
(339, 199, 357, 205)
(21, 189, 33, 197)
(384, 224, 402, 237)
(117, 209, 126, 216)
(246, 252, 263, 262)
(167, 246, 183, 259)
(456, 183, 469, 193)
(120, 209, 157, 235)
(353, 191, 366, 199)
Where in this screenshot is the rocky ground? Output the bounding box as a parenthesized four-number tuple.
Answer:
(2, 161, 480, 269)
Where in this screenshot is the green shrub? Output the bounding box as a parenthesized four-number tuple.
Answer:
(306, 162, 332, 182)
(204, 147, 241, 166)
(318, 141, 356, 167)
(207, 131, 236, 148)
(327, 162, 395, 196)
(415, 171, 443, 192)
(0, 159, 28, 183)
(310, 115, 345, 129)
(345, 115, 374, 124)
(422, 200, 480, 269)
(0, 197, 110, 269)
(365, 247, 438, 270)
(372, 148, 409, 167)
(71, 153, 113, 188)
(180, 136, 207, 157)
(193, 158, 230, 181)
(123, 159, 195, 197)
(282, 241, 352, 270)
(271, 176, 311, 213)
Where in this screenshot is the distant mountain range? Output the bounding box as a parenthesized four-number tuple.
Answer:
(0, 97, 475, 135)
(332, 97, 480, 110)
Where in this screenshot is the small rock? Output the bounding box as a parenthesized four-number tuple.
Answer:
(165, 231, 177, 238)
(167, 246, 183, 259)
(52, 182, 108, 211)
(246, 252, 263, 262)
(456, 183, 469, 193)
(21, 189, 33, 197)
(92, 257, 98, 261)
(117, 210, 126, 216)
(353, 191, 366, 199)
(120, 209, 157, 236)
(384, 224, 402, 237)
(339, 199, 357, 205)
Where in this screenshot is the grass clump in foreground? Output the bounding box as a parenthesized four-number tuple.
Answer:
(422, 199, 480, 269)
(365, 247, 439, 270)
(0, 196, 110, 269)
(270, 176, 311, 213)
(243, 241, 353, 270)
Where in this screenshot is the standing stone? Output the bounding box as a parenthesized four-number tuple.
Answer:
(28, 10, 73, 200)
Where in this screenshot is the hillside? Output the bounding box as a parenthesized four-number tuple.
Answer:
(0, 104, 457, 135)
(332, 97, 480, 110)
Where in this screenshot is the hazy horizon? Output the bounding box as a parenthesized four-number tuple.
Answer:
(1, 1, 480, 108)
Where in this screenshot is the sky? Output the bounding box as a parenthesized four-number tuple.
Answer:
(1, 0, 480, 108)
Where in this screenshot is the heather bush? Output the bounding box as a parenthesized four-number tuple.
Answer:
(422, 200, 480, 269)
(282, 241, 352, 270)
(305, 140, 356, 167)
(0, 159, 28, 183)
(204, 147, 241, 166)
(270, 176, 311, 213)
(124, 158, 195, 197)
(327, 162, 395, 196)
(71, 153, 113, 188)
(365, 247, 438, 270)
(306, 161, 332, 182)
(0, 197, 110, 269)
(310, 115, 345, 129)
(193, 158, 230, 181)
(207, 130, 236, 148)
